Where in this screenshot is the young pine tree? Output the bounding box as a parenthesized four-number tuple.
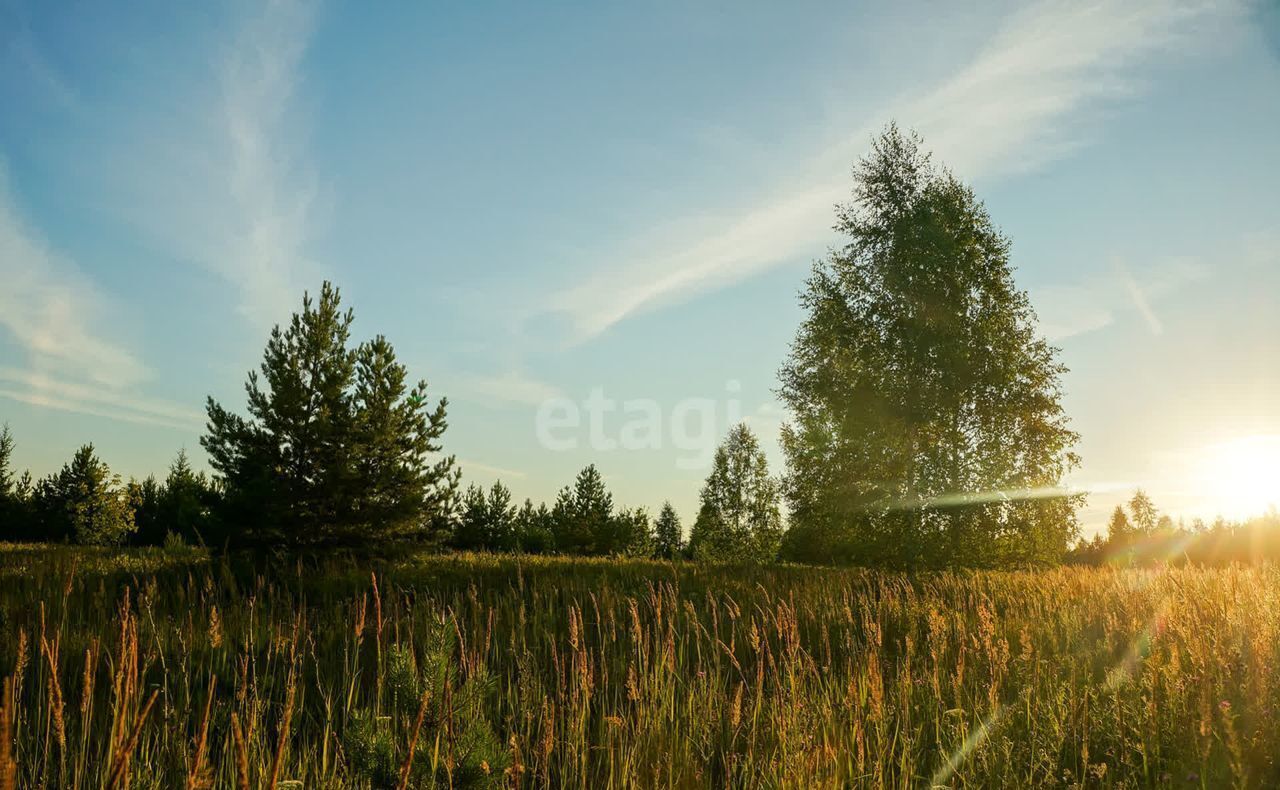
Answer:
(452, 484, 489, 551)
(483, 480, 517, 551)
(0, 424, 16, 539)
(203, 282, 457, 547)
(690, 424, 783, 563)
(653, 501, 684, 560)
(551, 465, 614, 555)
(513, 498, 555, 553)
(1107, 505, 1134, 545)
(0, 423, 13, 500)
(158, 449, 213, 545)
(778, 124, 1082, 568)
(127, 475, 164, 546)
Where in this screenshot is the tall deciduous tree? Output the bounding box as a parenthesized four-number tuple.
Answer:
(202, 282, 458, 547)
(690, 424, 783, 563)
(1128, 490, 1159, 536)
(778, 125, 1082, 568)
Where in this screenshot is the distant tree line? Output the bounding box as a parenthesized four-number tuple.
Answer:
(1067, 489, 1280, 566)
(1, 124, 1185, 568)
(0, 418, 791, 561)
(0, 282, 787, 561)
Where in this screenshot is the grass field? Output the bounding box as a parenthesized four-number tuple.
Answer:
(0, 546, 1276, 788)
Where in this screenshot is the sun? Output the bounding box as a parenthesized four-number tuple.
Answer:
(1196, 435, 1280, 520)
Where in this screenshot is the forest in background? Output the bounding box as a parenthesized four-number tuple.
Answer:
(1, 125, 1275, 568)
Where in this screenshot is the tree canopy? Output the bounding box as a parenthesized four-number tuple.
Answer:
(778, 125, 1082, 568)
(202, 282, 459, 547)
(690, 424, 783, 563)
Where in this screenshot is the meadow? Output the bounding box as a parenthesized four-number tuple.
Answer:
(0, 546, 1276, 788)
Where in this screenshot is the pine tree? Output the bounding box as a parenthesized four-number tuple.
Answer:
(690, 424, 783, 563)
(348, 336, 459, 543)
(203, 282, 457, 547)
(453, 484, 490, 551)
(653, 501, 684, 560)
(127, 476, 164, 546)
(778, 125, 1082, 568)
(0, 424, 14, 500)
(483, 481, 517, 551)
(1107, 506, 1133, 544)
(158, 449, 213, 545)
(513, 499, 555, 553)
(551, 465, 614, 555)
(0, 424, 16, 539)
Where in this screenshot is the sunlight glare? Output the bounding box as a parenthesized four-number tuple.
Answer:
(1197, 435, 1280, 520)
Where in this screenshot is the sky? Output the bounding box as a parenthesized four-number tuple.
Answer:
(2, 0, 1278, 537)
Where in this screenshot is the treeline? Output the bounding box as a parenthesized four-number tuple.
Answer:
(0, 421, 786, 561)
(1067, 489, 1280, 566)
(2, 126, 1134, 567)
(0, 428, 216, 548)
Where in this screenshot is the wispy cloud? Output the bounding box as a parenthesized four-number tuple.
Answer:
(0, 368, 204, 433)
(105, 0, 322, 328)
(454, 371, 566, 408)
(0, 166, 146, 389)
(550, 0, 1247, 342)
(458, 459, 528, 480)
(1032, 256, 1210, 341)
(218, 0, 322, 324)
(0, 165, 198, 430)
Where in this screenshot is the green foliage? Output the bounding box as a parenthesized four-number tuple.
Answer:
(513, 499, 554, 553)
(653, 501, 684, 560)
(453, 481, 517, 552)
(609, 506, 654, 557)
(1129, 488, 1159, 535)
(202, 282, 459, 548)
(0, 423, 13, 499)
(126, 475, 163, 544)
(46, 444, 136, 546)
(690, 424, 782, 563)
(1107, 505, 1133, 542)
(551, 465, 614, 554)
(344, 628, 507, 789)
(778, 125, 1082, 568)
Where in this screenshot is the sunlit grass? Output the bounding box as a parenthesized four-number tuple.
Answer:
(0, 544, 1277, 786)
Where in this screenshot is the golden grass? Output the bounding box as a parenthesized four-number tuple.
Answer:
(0, 544, 1278, 786)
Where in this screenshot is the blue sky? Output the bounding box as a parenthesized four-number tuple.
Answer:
(2, 0, 1278, 535)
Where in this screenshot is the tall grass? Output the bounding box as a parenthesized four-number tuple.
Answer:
(0, 544, 1277, 787)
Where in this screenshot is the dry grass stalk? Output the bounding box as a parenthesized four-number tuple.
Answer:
(397, 688, 432, 790)
(0, 676, 16, 790)
(105, 688, 158, 790)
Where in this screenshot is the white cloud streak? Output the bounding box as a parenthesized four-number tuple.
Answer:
(1031, 256, 1210, 341)
(0, 166, 199, 430)
(551, 0, 1247, 342)
(454, 371, 566, 408)
(0, 166, 147, 390)
(105, 0, 322, 329)
(458, 459, 528, 480)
